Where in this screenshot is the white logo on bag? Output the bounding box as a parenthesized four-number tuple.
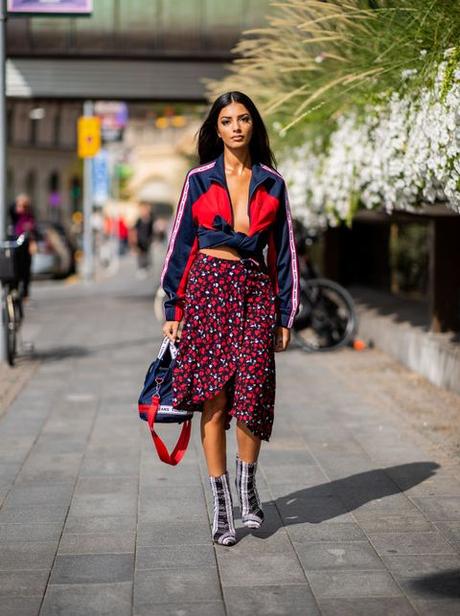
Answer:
(159, 405, 188, 414)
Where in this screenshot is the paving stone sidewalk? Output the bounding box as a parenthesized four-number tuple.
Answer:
(1, 254, 460, 616)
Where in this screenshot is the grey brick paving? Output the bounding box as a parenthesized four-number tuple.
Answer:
(318, 597, 417, 616)
(223, 585, 320, 616)
(133, 567, 223, 610)
(58, 531, 135, 555)
(0, 595, 43, 616)
(134, 603, 227, 616)
(0, 255, 460, 615)
(40, 582, 132, 616)
(306, 570, 403, 598)
(135, 544, 215, 570)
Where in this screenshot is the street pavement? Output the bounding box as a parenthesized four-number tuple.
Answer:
(1, 251, 460, 616)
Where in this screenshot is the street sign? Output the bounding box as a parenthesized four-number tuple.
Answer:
(78, 116, 101, 158)
(94, 101, 128, 143)
(8, 0, 93, 15)
(92, 149, 110, 206)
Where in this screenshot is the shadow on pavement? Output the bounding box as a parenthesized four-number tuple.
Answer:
(409, 569, 460, 599)
(241, 462, 439, 538)
(31, 337, 153, 362)
(31, 346, 90, 361)
(274, 462, 440, 524)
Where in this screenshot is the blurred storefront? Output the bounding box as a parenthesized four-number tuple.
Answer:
(7, 100, 82, 221)
(5, 0, 270, 229)
(6, 0, 269, 100)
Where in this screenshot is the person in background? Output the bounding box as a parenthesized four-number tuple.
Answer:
(132, 202, 155, 277)
(153, 217, 168, 243)
(9, 193, 37, 300)
(117, 215, 129, 256)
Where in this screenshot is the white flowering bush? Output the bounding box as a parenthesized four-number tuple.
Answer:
(279, 51, 460, 227)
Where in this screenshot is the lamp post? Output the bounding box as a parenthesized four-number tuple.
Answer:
(0, 0, 7, 364)
(0, 0, 6, 243)
(82, 100, 94, 281)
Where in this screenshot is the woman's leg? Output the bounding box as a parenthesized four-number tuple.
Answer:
(236, 420, 261, 463)
(200, 388, 228, 477)
(201, 387, 236, 546)
(235, 421, 264, 528)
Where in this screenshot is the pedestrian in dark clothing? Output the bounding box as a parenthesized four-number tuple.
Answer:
(9, 194, 37, 299)
(133, 203, 155, 276)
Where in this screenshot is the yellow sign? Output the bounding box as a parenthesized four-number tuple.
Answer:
(78, 116, 101, 158)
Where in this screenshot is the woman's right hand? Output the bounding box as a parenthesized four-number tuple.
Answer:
(162, 320, 182, 343)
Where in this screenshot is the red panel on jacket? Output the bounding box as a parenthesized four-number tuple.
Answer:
(192, 182, 279, 237)
(192, 184, 231, 229)
(249, 186, 279, 235)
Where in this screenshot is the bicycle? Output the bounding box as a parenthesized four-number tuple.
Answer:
(0, 234, 28, 366)
(292, 220, 358, 352)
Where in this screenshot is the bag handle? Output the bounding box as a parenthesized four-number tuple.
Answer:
(157, 337, 179, 361)
(146, 395, 191, 466)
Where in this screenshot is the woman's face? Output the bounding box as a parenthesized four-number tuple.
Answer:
(216, 102, 253, 151)
(16, 196, 30, 214)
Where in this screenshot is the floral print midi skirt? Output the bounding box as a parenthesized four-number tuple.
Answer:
(172, 252, 277, 441)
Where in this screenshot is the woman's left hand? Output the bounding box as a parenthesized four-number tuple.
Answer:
(274, 326, 290, 352)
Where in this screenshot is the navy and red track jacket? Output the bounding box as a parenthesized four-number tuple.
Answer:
(160, 152, 300, 328)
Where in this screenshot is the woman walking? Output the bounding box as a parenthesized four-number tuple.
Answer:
(161, 91, 299, 546)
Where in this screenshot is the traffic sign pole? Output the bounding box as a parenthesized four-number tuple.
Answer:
(82, 100, 94, 281)
(0, 0, 5, 243)
(0, 0, 7, 364)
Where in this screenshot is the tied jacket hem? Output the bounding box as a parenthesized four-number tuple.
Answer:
(160, 152, 300, 329)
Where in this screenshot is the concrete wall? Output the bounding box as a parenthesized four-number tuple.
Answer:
(354, 295, 460, 395)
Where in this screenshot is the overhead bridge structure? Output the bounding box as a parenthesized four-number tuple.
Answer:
(7, 0, 268, 101)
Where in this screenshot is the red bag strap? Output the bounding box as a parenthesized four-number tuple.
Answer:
(145, 395, 191, 466)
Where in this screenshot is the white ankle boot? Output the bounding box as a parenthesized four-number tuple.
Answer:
(235, 455, 264, 529)
(209, 471, 236, 546)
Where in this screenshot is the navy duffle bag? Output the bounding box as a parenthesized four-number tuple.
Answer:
(138, 337, 192, 466)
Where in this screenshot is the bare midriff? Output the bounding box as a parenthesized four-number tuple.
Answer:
(198, 246, 241, 261)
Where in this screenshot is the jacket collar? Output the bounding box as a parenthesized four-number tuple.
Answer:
(208, 151, 274, 192)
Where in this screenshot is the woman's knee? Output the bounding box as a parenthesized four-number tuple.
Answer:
(202, 389, 228, 424)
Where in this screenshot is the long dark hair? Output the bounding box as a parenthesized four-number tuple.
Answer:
(198, 91, 276, 168)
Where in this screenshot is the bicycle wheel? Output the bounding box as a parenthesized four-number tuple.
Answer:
(1, 288, 17, 366)
(293, 278, 358, 352)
